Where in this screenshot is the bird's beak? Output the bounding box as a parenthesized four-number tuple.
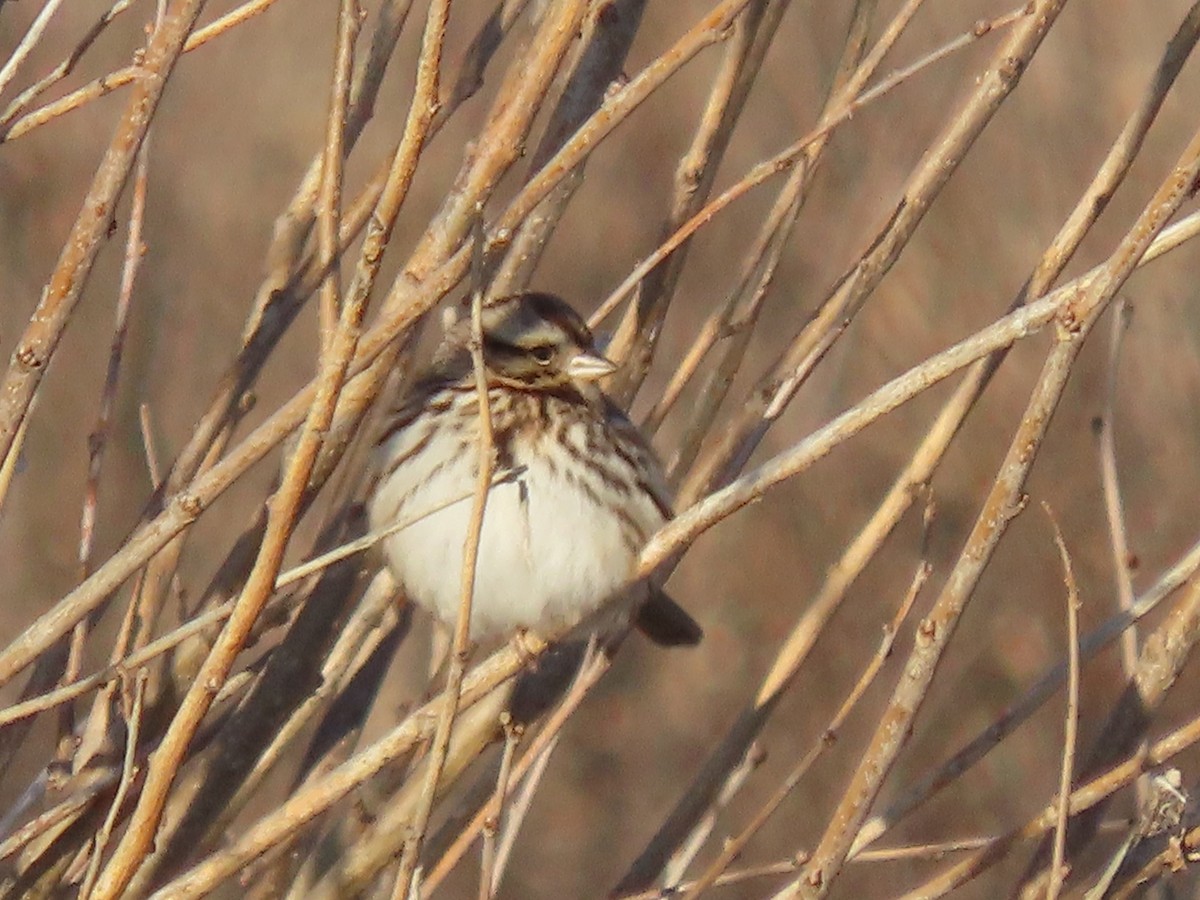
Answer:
(566, 350, 619, 381)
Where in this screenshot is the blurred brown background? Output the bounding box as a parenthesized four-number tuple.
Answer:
(4, 1, 1200, 897)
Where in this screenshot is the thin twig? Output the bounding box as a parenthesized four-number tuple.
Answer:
(67, 68, 157, 776)
(1044, 505, 1081, 900)
(478, 714, 520, 900)
(315, 0, 358, 352)
(87, 121, 152, 549)
(0, 405, 30, 518)
(391, 208, 499, 898)
(78, 670, 147, 900)
(666, 740, 765, 893)
(621, 859, 805, 899)
(488, 730, 558, 894)
(1096, 299, 1137, 678)
(275, 468, 522, 590)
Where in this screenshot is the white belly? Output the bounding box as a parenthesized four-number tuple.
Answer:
(369, 414, 664, 638)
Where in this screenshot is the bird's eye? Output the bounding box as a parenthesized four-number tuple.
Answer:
(530, 345, 555, 365)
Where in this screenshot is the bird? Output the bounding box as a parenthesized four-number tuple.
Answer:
(367, 290, 701, 647)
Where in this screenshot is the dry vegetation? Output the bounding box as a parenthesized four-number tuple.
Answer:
(3, 0, 1200, 897)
